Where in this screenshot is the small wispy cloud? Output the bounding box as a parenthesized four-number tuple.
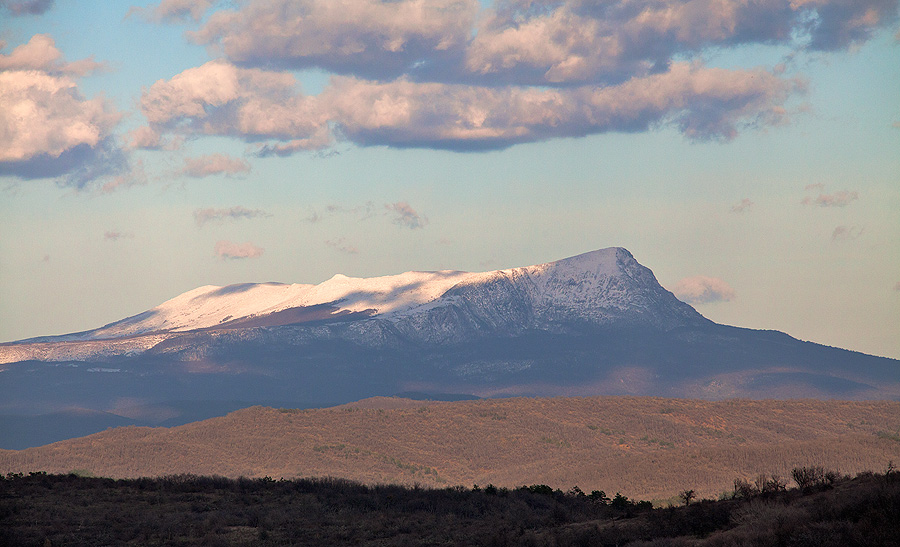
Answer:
(831, 225, 864, 242)
(194, 206, 270, 227)
(325, 238, 359, 255)
(802, 188, 858, 207)
(126, 0, 215, 23)
(894, 282, 900, 292)
(300, 210, 320, 223)
(180, 154, 250, 178)
(325, 201, 377, 220)
(386, 201, 427, 229)
(214, 240, 263, 260)
(730, 198, 753, 213)
(104, 231, 134, 241)
(672, 276, 736, 304)
(317, 201, 428, 229)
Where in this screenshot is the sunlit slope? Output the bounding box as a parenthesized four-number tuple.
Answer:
(2, 396, 897, 501)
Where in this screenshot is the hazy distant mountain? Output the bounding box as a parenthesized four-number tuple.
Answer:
(1, 247, 897, 448)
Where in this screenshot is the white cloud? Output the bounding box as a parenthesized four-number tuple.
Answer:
(0, 71, 119, 163)
(141, 61, 326, 147)
(0, 34, 102, 76)
(214, 240, 264, 260)
(672, 276, 736, 304)
(179, 153, 250, 178)
(0, 35, 136, 190)
(194, 206, 269, 226)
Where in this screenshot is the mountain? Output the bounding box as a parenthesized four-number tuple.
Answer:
(1, 247, 898, 448)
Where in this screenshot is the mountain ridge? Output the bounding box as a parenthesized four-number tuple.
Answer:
(8, 247, 700, 346)
(1, 246, 897, 448)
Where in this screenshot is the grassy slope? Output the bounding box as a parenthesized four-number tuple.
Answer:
(1, 396, 898, 501)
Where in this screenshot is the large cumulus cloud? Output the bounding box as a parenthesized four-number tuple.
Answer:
(134, 0, 897, 154)
(189, 0, 478, 80)
(139, 60, 798, 151)
(0, 35, 135, 189)
(188, 0, 898, 85)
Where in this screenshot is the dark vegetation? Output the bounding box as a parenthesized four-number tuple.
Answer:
(2, 466, 898, 546)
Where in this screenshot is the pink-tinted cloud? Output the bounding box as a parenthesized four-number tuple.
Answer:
(802, 189, 859, 207)
(731, 198, 753, 213)
(324, 64, 797, 148)
(188, 0, 896, 86)
(465, 0, 898, 85)
(0, 35, 136, 189)
(831, 225, 864, 242)
(386, 202, 427, 229)
(141, 61, 326, 148)
(126, 126, 182, 151)
(0, 0, 53, 16)
(325, 238, 360, 255)
(134, 0, 898, 154)
(145, 60, 797, 152)
(194, 206, 269, 226)
(129, 0, 216, 23)
(894, 281, 900, 291)
(672, 276, 736, 304)
(214, 240, 264, 260)
(190, 0, 477, 80)
(0, 34, 102, 76)
(179, 153, 250, 178)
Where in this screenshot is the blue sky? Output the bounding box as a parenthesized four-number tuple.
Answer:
(1, 0, 899, 359)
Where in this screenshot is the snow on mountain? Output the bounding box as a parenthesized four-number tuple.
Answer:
(85, 270, 480, 340)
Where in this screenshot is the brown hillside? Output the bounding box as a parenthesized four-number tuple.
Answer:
(1, 397, 898, 501)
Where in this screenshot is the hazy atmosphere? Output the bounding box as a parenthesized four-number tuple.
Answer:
(1, 0, 898, 359)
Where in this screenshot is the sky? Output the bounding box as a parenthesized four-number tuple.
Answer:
(1, 0, 898, 360)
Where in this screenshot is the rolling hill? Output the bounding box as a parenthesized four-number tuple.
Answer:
(2, 396, 898, 502)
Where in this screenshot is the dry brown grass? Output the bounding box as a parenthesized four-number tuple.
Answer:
(1, 396, 898, 501)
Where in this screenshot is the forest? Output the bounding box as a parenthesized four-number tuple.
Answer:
(1, 465, 898, 546)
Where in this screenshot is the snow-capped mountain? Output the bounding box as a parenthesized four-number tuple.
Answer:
(31, 247, 703, 345)
(1, 247, 897, 448)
